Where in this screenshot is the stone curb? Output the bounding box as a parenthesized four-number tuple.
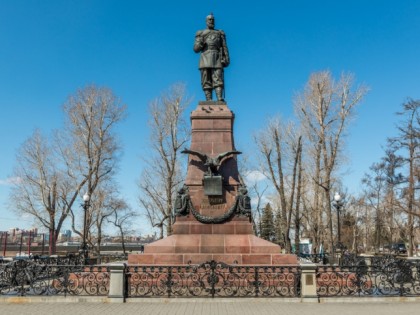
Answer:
(1, 296, 420, 304)
(0, 296, 110, 304)
(318, 296, 420, 303)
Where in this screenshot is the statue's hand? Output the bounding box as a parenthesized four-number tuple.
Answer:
(222, 57, 230, 67)
(194, 32, 205, 52)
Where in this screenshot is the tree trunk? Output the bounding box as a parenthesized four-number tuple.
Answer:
(407, 140, 415, 256)
(294, 140, 303, 254)
(313, 141, 322, 253)
(120, 228, 126, 255)
(49, 216, 56, 255)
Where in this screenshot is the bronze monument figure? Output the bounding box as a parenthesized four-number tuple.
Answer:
(194, 13, 230, 102)
(128, 13, 298, 267)
(236, 186, 252, 217)
(173, 184, 190, 220)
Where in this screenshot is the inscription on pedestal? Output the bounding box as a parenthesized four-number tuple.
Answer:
(200, 196, 226, 211)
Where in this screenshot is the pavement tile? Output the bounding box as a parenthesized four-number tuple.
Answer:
(1, 300, 420, 315)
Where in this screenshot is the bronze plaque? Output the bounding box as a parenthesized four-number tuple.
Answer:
(306, 274, 314, 285)
(203, 175, 223, 196)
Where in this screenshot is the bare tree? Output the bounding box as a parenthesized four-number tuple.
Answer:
(63, 85, 127, 245)
(293, 135, 304, 254)
(362, 162, 390, 251)
(238, 154, 269, 236)
(10, 85, 127, 254)
(295, 71, 368, 253)
(88, 185, 129, 260)
(254, 118, 303, 253)
(138, 83, 190, 238)
(109, 204, 137, 255)
(389, 99, 419, 255)
(358, 99, 419, 255)
(10, 130, 79, 254)
(381, 149, 405, 245)
(246, 178, 268, 236)
(351, 197, 366, 253)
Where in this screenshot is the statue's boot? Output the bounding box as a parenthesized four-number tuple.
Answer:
(215, 87, 224, 102)
(204, 90, 212, 101)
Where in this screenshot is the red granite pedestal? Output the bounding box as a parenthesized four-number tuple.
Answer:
(128, 102, 297, 266)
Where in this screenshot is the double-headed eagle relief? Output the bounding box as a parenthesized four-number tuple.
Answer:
(172, 148, 250, 223)
(181, 148, 241, 176)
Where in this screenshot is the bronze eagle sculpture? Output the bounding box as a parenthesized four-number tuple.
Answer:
(181, 148, 241, 175)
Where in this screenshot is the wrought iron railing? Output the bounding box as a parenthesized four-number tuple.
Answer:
(0, 259, 109, 296)
(316, 258, 420, 297)
(126, 260, 301, 298)
(0, 255, 82, 266)
(3, 254, 420, 299)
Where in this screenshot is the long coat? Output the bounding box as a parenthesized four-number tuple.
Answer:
(194, 29, 230, 69)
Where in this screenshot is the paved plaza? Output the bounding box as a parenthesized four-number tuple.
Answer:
(1, 299, 419, 315)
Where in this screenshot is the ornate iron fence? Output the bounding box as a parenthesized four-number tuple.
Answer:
(316, 257, 420, 297)
(3, 254, 420, 299)
(126, 260, 301, 298)
(0, 259, 109, 296)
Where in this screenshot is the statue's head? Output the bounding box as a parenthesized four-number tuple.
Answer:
(239, 186, 248, 195)
(178, 184, 188, 194)
(206, 13, 215, 30)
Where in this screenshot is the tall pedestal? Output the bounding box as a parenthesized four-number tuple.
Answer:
(128, 102, 297, 265)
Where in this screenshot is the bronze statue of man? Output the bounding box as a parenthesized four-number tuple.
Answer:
(194, 13, 230, 102)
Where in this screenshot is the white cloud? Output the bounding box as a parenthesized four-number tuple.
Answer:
(0, 177, 22, 186)
(244, 170, 267, 184)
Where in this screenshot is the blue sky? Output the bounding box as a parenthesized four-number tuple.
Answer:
(1, 1, 419, 234)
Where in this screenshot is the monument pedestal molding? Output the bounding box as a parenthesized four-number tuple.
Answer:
(128, 102, 297, 266)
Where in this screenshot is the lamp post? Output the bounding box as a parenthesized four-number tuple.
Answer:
(333, 192, 344, 254)
(81, 192, 90, 264)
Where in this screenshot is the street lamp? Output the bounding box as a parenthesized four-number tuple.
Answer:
(81, 192, 90, 264)
(333, 192, 344, 252)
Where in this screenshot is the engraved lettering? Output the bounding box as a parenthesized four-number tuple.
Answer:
(209, 197, 224, 204)
(200, 202, 227, 210)
(199, 196, 227, 211)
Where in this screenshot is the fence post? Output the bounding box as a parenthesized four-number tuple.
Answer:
(300, 263, 318, 302)
(108, 263, 126, 302)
